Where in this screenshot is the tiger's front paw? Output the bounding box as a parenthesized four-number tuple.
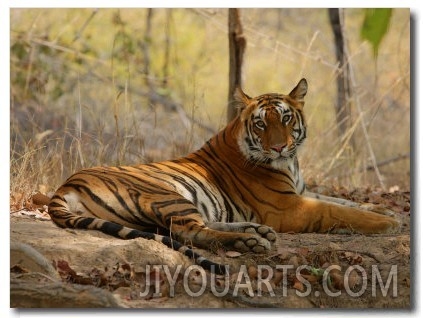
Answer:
(243, 224, 277, 242)
(358, 211, 402, 234)
(354, 203, 402, 234)
(359, 203, 395, 217)
(206, 222, 277, 245)
(233, 235, 272, 253)
(378, 215, 402, 234)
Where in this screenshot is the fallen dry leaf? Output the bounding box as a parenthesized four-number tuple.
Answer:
(299, 273, 319, 284)
(247, 266, 258, 280)
(341, 252, 363, 265)
(225, 251, 242, 258)
(329, 270, 344, 290)
(292, 278, 304, 292)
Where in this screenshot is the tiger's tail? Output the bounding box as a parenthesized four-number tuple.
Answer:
(48, 199, 227, 275)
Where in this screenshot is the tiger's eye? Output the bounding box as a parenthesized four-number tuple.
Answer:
(282, 115, 292, 124)
(255, 120, 266, 130)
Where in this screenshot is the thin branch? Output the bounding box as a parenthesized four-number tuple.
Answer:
(365, 153, 410, 171)
(300, 30, 319, 76)
(29, 37, 108, 65)
(131, 88, 216, 135)
(325, 111, 362, 174)
(333, 153, 410, 179)
(345, 54, 386, 190)
(72, 9, 98, 43)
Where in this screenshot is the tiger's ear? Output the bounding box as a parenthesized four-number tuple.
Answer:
(234, 87, 252, 111)
(289, 78, 308, 103)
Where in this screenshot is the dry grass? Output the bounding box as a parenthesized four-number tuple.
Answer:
(10, 8, 410, 203)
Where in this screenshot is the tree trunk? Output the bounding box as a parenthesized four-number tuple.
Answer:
(328, 8, 354, 145)
(227, 8, 246, 123)
(162, 9, 172, 88)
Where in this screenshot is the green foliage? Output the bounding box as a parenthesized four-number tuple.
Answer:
(360, 8, 393, 58)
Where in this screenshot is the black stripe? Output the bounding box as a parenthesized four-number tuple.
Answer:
(207, 137, 286, 210)
(93, 167, 172, 196)
(158, 162, 214, 203)
(185, 154, 240, 219)
(100, 176, 138, 220)
(48, 201, 66, 209)
(75, 217, 95, 228)
(99, 220, 124, 236)
(65, 183, 131, 223)
(194, 148, 250, 220)
(125, 229, 155, 240)
(152, 162, 222, 222)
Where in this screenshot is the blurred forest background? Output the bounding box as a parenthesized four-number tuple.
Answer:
(10, 8, 410, 200)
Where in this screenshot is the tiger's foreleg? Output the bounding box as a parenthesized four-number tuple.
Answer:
(205, 221, 277, 242)
(304, 190, 396, 217)
(168, 214, 275, 253)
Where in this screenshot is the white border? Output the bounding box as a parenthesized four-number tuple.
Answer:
(3, 1, 419, 317)
(5, 0, 419, 8)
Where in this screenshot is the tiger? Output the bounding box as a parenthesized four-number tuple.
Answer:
(48, 78, 400, 274)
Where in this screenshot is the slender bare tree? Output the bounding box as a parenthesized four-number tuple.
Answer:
(328, 8, 354, 148)
(227, 8, 246, 122)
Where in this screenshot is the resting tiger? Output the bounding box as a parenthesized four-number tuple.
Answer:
(48, 78, 400, 274)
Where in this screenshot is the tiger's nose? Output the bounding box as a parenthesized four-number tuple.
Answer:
(270, 144, 285, 153)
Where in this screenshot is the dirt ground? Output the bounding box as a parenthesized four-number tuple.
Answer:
(10, 189, 411, 309)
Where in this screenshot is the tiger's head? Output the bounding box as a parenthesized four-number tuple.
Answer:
(234, 78, 308, 169)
